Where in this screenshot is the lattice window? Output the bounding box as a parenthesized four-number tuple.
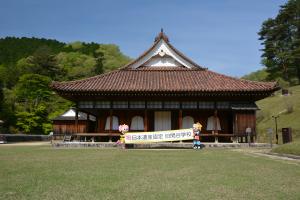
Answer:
(147, 101, 163, 109)
(164, 101, 180, 109)
(182, 101, 197, 109)
(198, 102, 215, 109)
(129, 101, 145, 109)
(95, 101, 110, 109)
(78, 101, 93, 108)
(112, 101, 128, 109)
(217, 102, 230, 109)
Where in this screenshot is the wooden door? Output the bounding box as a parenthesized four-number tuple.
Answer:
(234, 111, 256, 135)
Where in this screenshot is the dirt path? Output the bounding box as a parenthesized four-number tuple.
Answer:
(232, 148, 300, 165)
(0, 141, 51, 146)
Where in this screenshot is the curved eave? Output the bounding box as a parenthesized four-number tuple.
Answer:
(52, 87, 279, 102)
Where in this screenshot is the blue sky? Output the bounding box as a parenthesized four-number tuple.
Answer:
(0, 0, 287, 77)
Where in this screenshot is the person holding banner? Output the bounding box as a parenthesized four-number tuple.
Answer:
(117, 124, 129, 148)
(193, 122, 203, 149)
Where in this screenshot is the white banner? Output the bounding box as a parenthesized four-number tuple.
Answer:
(124, 129, 193, 144)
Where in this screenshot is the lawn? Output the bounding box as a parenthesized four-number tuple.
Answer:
(0, 145, 299, 200)
(256, 85, 300, 143)
(272, 140, 300, 156)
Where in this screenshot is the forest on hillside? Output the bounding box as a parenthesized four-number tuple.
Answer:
(0, 37, 131, 134)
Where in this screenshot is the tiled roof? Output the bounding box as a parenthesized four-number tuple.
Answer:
(50, 67, 278, 93)
(50, 31, 279, 96)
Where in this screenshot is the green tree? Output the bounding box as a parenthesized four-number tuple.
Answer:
(0, 37, 69, 65)
(0, 63, 24, 89)
(56, 52, 97, 80)
(16, 105, 49, 134)
(97, 44, 131, 72)
(258, 0, 300, 84)
(14, 74, 51, 111)
(242, 68, 270, 82)
(0, 37, 131, 133)
(23, 46, 66, 80)
(93, 51, 104, 74)
(0, 88, 17, 132)
(0, 80, 3, 113)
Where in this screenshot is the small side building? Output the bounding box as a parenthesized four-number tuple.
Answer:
(52, 109, 96, 138)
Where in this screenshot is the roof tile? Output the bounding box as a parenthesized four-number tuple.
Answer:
(51, 68, 278, 93)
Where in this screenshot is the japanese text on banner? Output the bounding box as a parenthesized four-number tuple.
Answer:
(124, 129, 193, 144)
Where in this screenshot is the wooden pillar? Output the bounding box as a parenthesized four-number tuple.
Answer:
(232, 112, 238, 143)
(234, 112, 239, 143)
(109, 109, 113, 142)
(253, 110, 257, 143)
(179, 109, 182, 143)
(144, 109, 148, 132)
(178, 109, 183, 129)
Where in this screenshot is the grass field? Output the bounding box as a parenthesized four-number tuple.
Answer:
(256, 85, 300, 143)
(0, 145, 299, 200)
(272, 140, 300, 156)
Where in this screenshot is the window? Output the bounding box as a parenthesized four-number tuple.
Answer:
(182, 101, 197, 109)
(95, 101, 110, 108)
(182, 116, 194, 129)
(113, 101, 128, 109)
(198, 102, 215, 109)
(164, 101, 180, 109)
(78, 101, 93, 108)
(147, 101, 163, 109)
(105, 116, 119, 130)
(217, 102, 230, 109)
(129, 101, 145, 109)
(131, 116, 144, 130)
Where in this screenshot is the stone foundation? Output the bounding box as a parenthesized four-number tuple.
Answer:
(52, 142, 272, 149)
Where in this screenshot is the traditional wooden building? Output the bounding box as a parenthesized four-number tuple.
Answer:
(51, 31, 279, 142)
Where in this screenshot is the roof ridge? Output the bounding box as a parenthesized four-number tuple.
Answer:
(119, 31, 206, 70)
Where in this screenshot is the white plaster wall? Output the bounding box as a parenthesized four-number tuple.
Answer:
(62, 109, 96, 121)
(131, 39, 196, 69)
(143, 57, 181, 67)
